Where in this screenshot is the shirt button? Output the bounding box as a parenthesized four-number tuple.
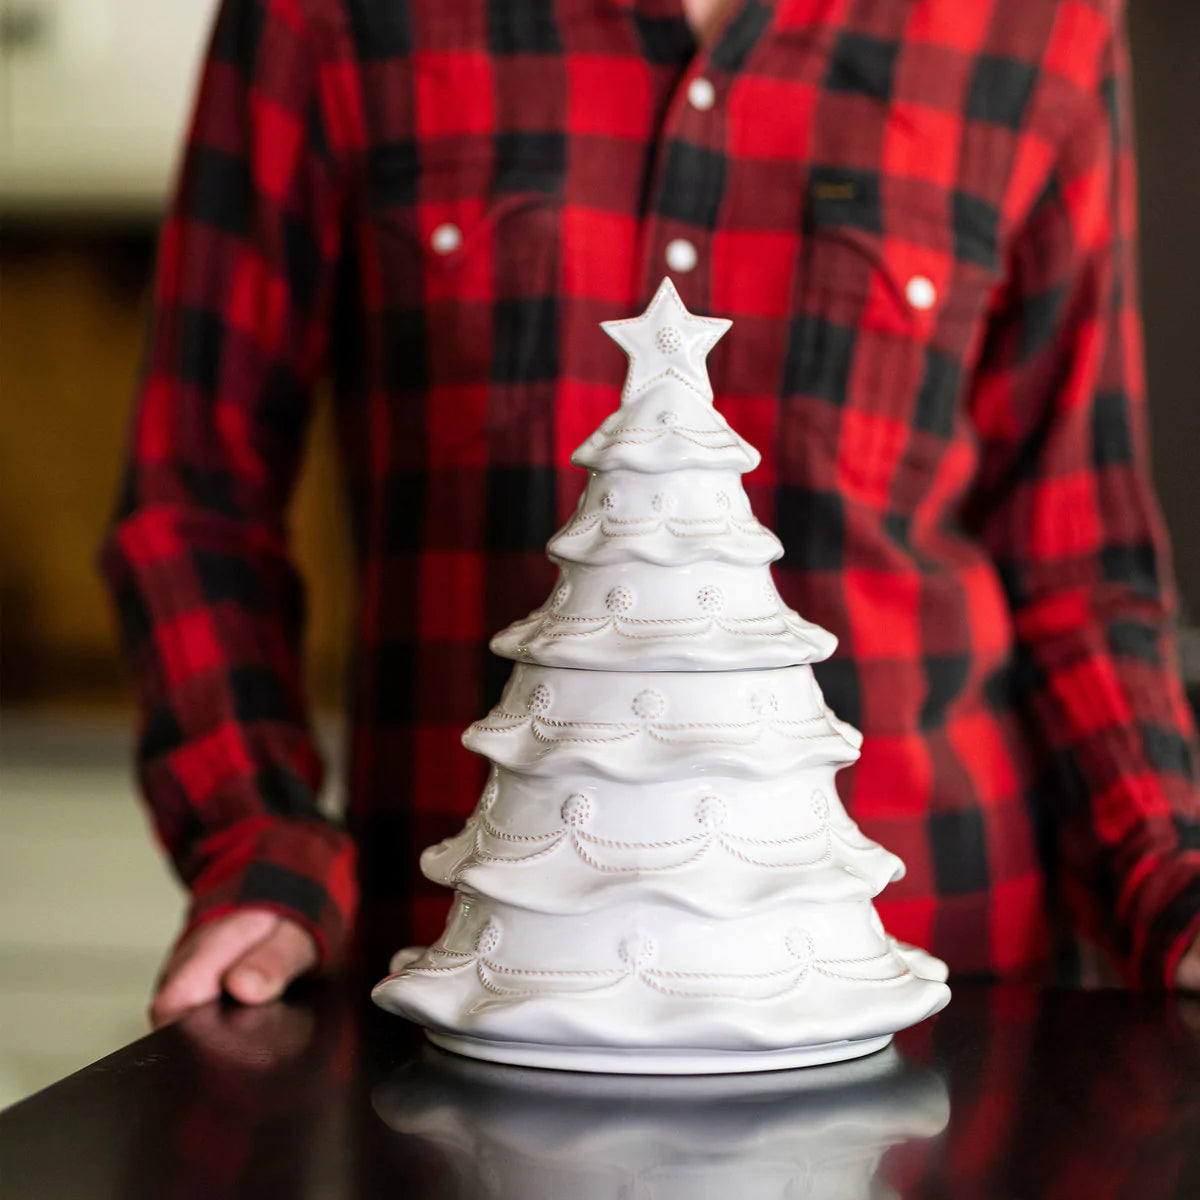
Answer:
(666, 238, 698, 273)
(905, 274, 937, 310)
(687, 77, 716, 111)
(430, 223, 463, 255)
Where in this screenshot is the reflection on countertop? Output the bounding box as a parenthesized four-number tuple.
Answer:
(374, 1041, 949, 1200)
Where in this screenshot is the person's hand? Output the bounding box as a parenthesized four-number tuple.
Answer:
(1176, 931, 1200, 992)
(150, 908, 319, 1029)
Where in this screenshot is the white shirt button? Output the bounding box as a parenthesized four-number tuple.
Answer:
(430, 223, 463, 255)
(905, 274, 937, 310)
(665, 238, 698, 273)
(687, 77, 716, 111)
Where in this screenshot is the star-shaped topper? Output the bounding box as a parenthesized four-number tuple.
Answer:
(601, 277, 732, 405)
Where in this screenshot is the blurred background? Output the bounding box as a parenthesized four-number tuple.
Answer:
(1, 0, 1198, 1108)
(0, 0, 355, 1108)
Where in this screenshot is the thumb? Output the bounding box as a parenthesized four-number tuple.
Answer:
(1176, 935, 1200, 992)
(223, 917, 320, 1006)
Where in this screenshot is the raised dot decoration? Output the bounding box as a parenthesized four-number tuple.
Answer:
(651, 490, 677, 514)
(696, 795, 727, 829)
(561, 793, 593, 827)
(526, 683, 553, 716)
(600, 490, 618, 511)
(619, 932, 657, 969)
(631, 689, 667, 720)
(657, 410, 679, 426)
(785, 928, 815, 969)
(715, 489, 731, 509)
(481, 774, 500, 811)
(550, 580, 571, 610)
(605, 585, 635, 614)
(476, 919, 502, 955)
(810, 789, 830, 824)
(654, 325, 684, 354)
(750, 690, 779, 716)
(696, 584, 725, 614)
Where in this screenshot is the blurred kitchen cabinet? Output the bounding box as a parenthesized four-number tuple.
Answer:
(0, 0, 218, 214)
(0, 0, 352, 708)
(0, 236, 354, 708)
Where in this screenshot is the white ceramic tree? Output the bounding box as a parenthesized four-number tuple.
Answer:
(373, 278, 950, 1074)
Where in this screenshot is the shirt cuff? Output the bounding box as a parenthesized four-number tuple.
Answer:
(1118, 850, 1200, 988)
(183, 815, 359, 969)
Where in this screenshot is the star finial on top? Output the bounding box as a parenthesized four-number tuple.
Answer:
(601, 277, 732, 405)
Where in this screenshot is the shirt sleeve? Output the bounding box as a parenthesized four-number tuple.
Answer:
(99, 0, 357, 966)
(963, 3, 1200, 986)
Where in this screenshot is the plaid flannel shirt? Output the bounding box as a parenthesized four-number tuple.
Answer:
(101, 0, 1200, 984)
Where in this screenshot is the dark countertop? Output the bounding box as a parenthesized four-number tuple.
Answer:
(2, 981, 1199, 1198)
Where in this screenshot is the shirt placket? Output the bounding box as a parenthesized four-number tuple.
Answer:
(634, 1, 773, 313)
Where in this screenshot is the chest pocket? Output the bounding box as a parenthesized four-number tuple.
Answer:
(366, 145, 564, 393)
(784, 198, 1004, 499)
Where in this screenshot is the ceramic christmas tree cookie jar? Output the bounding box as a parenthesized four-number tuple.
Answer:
(372, 279, 951, 1074)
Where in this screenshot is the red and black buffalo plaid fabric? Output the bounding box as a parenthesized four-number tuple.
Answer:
(101, 0, 1200, 986)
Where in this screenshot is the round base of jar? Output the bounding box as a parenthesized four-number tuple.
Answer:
(424, 1029, 893, 1075)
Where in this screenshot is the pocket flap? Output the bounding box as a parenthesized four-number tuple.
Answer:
(802, 197, 1001, 344)
(375, 191, 559, 268)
